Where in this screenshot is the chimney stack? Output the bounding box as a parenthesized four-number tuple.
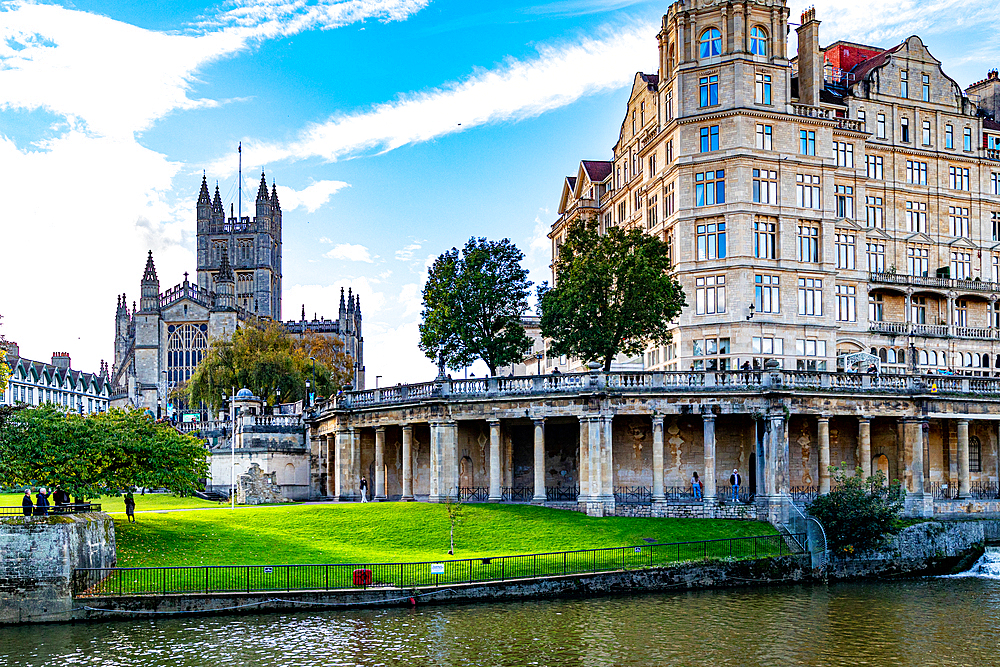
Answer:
(51, 352, 71, 370)
(796, 7, 822, 107)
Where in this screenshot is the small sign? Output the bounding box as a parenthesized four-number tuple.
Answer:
(263, 567, 273, 574)
(430, 563, 445, 574)
(634, 547, 641, 554)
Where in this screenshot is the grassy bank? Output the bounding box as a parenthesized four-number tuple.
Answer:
(113, 503, 777, 567)
(0, 493, 224, 513)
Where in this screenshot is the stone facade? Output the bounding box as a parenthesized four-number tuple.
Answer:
(310, 368, 1000, 518)
(548, 0, 1000, 380)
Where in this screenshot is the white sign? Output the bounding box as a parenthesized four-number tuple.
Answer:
(263, 567, 273, 574)
(430, 563, 445, 574)
(634, 547, 641, 554)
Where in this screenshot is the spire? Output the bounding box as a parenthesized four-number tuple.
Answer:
(347, 288, 355, 313)
(301, 304, 305, 321)
(270, 181, 280, 210)
(198, 172, 211, 205)
(354, 295, 361, 318)
(256, 170, 269, 201)
(141, 250, 158, 284)
(212, 182, 224, 213)
(217, 247, 234, 283)
(339, 287, 346, 313)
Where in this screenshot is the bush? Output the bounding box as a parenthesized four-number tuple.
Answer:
(807, 465, 904, 556)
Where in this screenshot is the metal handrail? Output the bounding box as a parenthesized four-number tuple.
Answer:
(0, 503, 102, 516)
(72, 532, 804, 597)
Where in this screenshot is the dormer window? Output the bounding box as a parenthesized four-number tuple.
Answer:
(750, 27, 768, 56)
(700, 28, 722, 58)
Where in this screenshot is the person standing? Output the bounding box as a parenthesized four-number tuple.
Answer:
(124, 493, 136, 523)
(34, 488, 49, 516)
(691, 472, 702, 500)
(729, 469, 742, 502)
(21, 489, 33, 517)
(359, 477, 369, 503)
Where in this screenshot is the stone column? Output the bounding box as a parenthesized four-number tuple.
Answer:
(818, 416, 831, 494)
(444, 421, 459, 501)
(859, 418, 872, 479)
(958, 419, 971, 498)
(533, 419, 546, 503)
(374, 426, 386, 501)
(488, 419, 502, 502)
(589, 416, 603, 500)
(335, 427, 349, 499)
(601, 416, 614, 501)
(904, 419, 925, 494)
(578, 417, 590, 502)
(703, 414, 717, 502)
(429, 421, 442, 502)
(401, 425, 414, 501)
(350, 427, 361, 499)
(652, 415, 666, 501)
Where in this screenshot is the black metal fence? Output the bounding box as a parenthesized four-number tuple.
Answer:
(72, 533, 802, 597)
(789, 486, 819, 504)
(930, 481, 1000, 501)
(502, 487, 533, 502)
(614, 486, 652, 504)
(545, 485, 580, 502)
(458, 487, 490, 502)
(0, 503, 102, 517)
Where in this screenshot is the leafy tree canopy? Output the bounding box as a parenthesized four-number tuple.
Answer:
(807, 465, 904, 556)
(0, 405, 209, 499)
(538, 221, 686, 371)
(187, 318, 351, 412)
(0, 314, 9, 396)
(419, 237, 533, 376)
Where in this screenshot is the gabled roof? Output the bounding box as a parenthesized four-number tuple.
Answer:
(949, 237, 979, 249)
(984, 118, 1000, 131)
(581, 161, 612, 183)
(849, 42, 905, 84)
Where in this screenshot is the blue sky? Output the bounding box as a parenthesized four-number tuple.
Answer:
(1, 0, 998, 385)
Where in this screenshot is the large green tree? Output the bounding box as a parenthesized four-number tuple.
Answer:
(0, 405, 209, 499)
(807, 466, 904, 556)
(538, 221, 686, 371)
(419, 237, 533, 376)
(187, 318, 348, 411)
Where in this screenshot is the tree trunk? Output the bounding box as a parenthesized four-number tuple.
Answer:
(449, 521, 455, 554)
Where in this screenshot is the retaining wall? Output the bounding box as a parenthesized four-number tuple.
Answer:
(0, 513, 116, 624)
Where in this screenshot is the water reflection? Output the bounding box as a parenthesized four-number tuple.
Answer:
(2, 579, 998, 667)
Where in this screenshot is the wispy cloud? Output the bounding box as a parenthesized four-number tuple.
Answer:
(394, 239, 424, 261)
(324, 243, 375, 263)
(219, 23, 656, 168)
(277, 180, 349, 212)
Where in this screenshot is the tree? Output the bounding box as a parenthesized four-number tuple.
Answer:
(419, 237, 533, 376)
(807, 465, 904, 556)
(0, 314, 9, 397)
(538, 221, 685, 371)
(444, 499, 465, 555)
(0, 405, 209, 499)
(187, 318, 351, 411)
(293, 329, 355, 390)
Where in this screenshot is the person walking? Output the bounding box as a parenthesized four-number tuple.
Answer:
(691, 472, 702, 500)
(359, 477, 369, 503)
(729, 469, 742, 503)
(124, 492, 136, 523)
(34, 488, 49, 516)
(21, 489, 33, 517)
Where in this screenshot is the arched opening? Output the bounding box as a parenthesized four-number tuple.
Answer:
(874, 454, 890, 484)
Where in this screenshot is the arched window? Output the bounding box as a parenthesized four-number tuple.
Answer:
(878, 348, 888, 363)
(750, 26, 768, 56)
(983, 354, 991, 368)
(966, 352, 974, 368)
(896, 349, 906, 365)
(970, 436, 982, 472)
(919, 350, 928, 365)
(167, 323, 209, 384)
(700, 28, 722, 58)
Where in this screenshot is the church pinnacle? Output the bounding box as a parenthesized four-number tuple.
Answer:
(256, 170, 269, 201)
(198, 173, 211, 206)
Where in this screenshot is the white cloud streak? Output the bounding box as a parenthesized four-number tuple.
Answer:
(277, 180, 350, 212)
(324, 243, 375, 263)
(221, 23, 657, 168)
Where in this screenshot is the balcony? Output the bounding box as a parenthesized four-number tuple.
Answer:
(869, 271, 999, 294)
(986, 148, 1000, 162)
(790, 104, 865, 132)
(870, 321, 997, 340)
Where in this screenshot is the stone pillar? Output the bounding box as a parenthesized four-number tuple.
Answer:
(335, 427, 349, 500)
(703, 413, 717, 502)
(350, 427, 361, 500)
(429, 421, 442, 502)
(374, 426, 386, 501)
(589, 416, 603, 500)
(488, 419, 502, 502)
(818, 416, 831, 494)
(859, 418, 872, 479)
(532, 419, 547, 503)
(766, 414, 789, 497)
(444, 421, 459, 501)
(401, 425, 414, 501)
(652, 415, 666, 501)
(958, 419, 971, 498)
(601, 416, 614, 501)
(904, 419, 925, 494)
(578, 417, 590, 502)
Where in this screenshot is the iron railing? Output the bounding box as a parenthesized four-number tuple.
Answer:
(0, 503, 102, 516)
(930, 481, 1000, 500)
(72, 533, 803, 597)
(614, 486, 652, 504)
(501, 487, 533, 502)
(790, 486, 819, 504)
(458, 487, 490, 502)
(545, 485, 580, 502)
(663, 486, 699, 501)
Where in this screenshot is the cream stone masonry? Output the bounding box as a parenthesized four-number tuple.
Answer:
(550, 0, 1000, 380)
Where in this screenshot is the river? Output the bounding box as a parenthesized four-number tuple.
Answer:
(2, 574, 999, 666)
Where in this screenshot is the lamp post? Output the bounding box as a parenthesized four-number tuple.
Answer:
(535, 351, 543, 375)
(746, 303, 756, 321)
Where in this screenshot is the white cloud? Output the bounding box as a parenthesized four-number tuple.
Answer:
(220, 23, 657, 167)
(324, 243, 375, 263)
(394, 240, 424, 261)
(276, 180, 350, 213)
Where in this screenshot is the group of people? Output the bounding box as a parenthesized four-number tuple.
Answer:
(689, 469, 745, 502)
(20, 487, 71, 516)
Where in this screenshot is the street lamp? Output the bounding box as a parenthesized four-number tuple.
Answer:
(376, 375, 382, 388)
(535, 351, 543, 375)
(746, 303, 756, 321)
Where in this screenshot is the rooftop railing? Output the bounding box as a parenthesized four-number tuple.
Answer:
(869, 271, 1000, 294)
(327, 368, 996, 410)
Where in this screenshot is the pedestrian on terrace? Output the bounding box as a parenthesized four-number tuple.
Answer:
(34, 488, 49, 516)
(691, 472, 702, 500)
(22, 489, 33, 516)
(360, 476, 369, 503)
(124, 492, 136, 523)
(729, 469, 742, 503)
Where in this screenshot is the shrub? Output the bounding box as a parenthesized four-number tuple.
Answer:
(807, 465, 904, 556)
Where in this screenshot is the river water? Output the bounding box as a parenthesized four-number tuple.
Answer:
(3, 574, 999, 666)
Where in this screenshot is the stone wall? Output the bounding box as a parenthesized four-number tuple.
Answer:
(614, 502, 759, 520)
(0, 513, 116, 625)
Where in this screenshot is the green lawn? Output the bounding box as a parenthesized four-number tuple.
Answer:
(0, 492, 225, 513)
(112, 503, 777, 568)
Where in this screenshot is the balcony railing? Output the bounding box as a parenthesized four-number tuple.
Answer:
(869, 271, 1000, 294)
(986, 148, 1000, 162)
(870, 321, 1000, 340)
(790, 104, 865, 132)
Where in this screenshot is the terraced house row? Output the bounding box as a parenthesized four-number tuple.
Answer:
(553, 0, 1000, 377)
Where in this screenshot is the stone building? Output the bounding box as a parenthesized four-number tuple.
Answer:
(111, 171, 365, 414)
(550, 0, 1000, 377)
(1, 342, 110, 413)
